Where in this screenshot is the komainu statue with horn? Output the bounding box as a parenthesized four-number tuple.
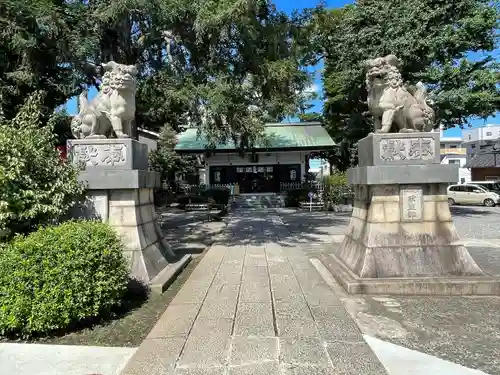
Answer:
(365, 54, 435, 133)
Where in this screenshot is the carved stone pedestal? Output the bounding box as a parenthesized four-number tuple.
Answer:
(321, 132, 500, 295)
(68, 139, 191, 293)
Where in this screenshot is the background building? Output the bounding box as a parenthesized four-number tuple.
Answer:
(462, 124, 500, 160)
(174, 122, 335, 193)
(438, 125, 469, 183)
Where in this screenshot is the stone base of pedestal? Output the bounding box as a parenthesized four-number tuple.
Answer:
(322, 132, 500, 296)
(337, 182, 484, 279)
(68, 139, 191, 293)
(319, 252, 500, 295)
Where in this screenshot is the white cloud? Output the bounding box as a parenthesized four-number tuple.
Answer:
(304, 83, 320, 94)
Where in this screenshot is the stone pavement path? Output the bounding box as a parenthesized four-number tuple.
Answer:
(121, 210, 387, 375)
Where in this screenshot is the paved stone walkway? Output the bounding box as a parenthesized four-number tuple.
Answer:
(121, 210, 387, 375)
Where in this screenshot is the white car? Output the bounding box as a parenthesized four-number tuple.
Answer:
(469, 180, 500, 193)
(447, 184, 500, 207)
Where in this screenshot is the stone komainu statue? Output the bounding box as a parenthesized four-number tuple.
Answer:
(365, 54, 435, 133)
(71, 61, 138, 139)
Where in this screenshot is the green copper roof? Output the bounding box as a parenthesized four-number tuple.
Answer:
(175, 123, 335, 152)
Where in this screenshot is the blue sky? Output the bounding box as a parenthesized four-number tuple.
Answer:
(65, 0, 498, 138)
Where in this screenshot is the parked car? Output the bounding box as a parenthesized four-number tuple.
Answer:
(447, 184, 500, 207)
(469, 180, 500, 193)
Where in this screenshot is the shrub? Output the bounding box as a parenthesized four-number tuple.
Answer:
(324, 172, 353, 205)
(0, 92, 85, 238)
(202, 187, 231, 206)
(285, 188, 311, 207)
(176, 193, 209, 207)
(0, 220, 129, 338)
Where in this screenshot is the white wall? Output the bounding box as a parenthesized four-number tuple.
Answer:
(441, 155, 470, 183)
(441, 155, 466, 167)
(463, 125, 500, 144)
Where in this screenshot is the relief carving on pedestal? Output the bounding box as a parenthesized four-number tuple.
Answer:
(379, 137, 435, 162)
(72, 143, 127, 167)
(400, 187, 423, 221)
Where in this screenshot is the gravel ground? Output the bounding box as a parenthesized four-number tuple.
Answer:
(450, 205, 500, 240)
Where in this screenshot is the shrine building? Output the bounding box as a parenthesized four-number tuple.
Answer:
(174, 122, 336, 194)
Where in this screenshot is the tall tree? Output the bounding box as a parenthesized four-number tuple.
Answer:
(88, 0, 316, 148)
(0, 0, 94, 121)
(316, 0, 499, 170)
(148, 125, 198, 182)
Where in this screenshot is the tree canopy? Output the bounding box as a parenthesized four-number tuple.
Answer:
(0, 0, 93, 120)
(0, 0, 317, 147)
(148, 125, 198, 182)
(1, 0, 499, 173)
(317, 0, 499, 170)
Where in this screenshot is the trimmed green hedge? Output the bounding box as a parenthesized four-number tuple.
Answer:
(0, 220, 129, 338)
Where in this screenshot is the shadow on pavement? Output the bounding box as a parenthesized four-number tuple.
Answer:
(216, 209, 350, 247)
(157, 208, 227, 255)
(450, 206, 496, 217)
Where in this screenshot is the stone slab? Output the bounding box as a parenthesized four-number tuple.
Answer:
(150, 254, 192, 294)
(205, 283, 240, 301)
(177, 319, 232, 368)
(176, 334, 231, 368)
(348, 164, 458, 185)
(120, 337, 186, 375)
(190, 317, 233, 337)
(317, 253, 500, 295)
(279, 337, 331, 367)
(326, 341, 388, 375)
(175, 368, 227, 375)
(242, 266, 270, 283)
(240, 282, 271, 302)
(234, 302, 275, 337)
(302, 284, 343, 306)
(67, 138, 149, 170)
(276, 316, 318, 337)
(228, 362, 281, 375)
(283, 365, 336, 375)
(229, 337, 278, 365)
(0, 343, 136, 375)
(78, 169, 160, 190)
(309, 305, 364, 342)
(274, 297, 312, 319)
(357, 132, 440, 167)
(198, 298, 238, 319)
(147, 302, 200, 338)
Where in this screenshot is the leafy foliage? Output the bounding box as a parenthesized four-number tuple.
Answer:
(0, 220, 129, 338)
(323, 172, 352, 205)
(81, 0, 317, 147)
(202, 187, 231, 206)
(317, 0, 499, 170)
(0, 0, 317, 148)
(175, 187, 231, 208)
(0, 92, 85, 238)
(284, 187, 314, 207)
(148, 126, 198, 182)
(0, 0, 94, 120)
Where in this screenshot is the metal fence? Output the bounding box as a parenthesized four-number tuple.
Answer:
(167, 181, 353, 202)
